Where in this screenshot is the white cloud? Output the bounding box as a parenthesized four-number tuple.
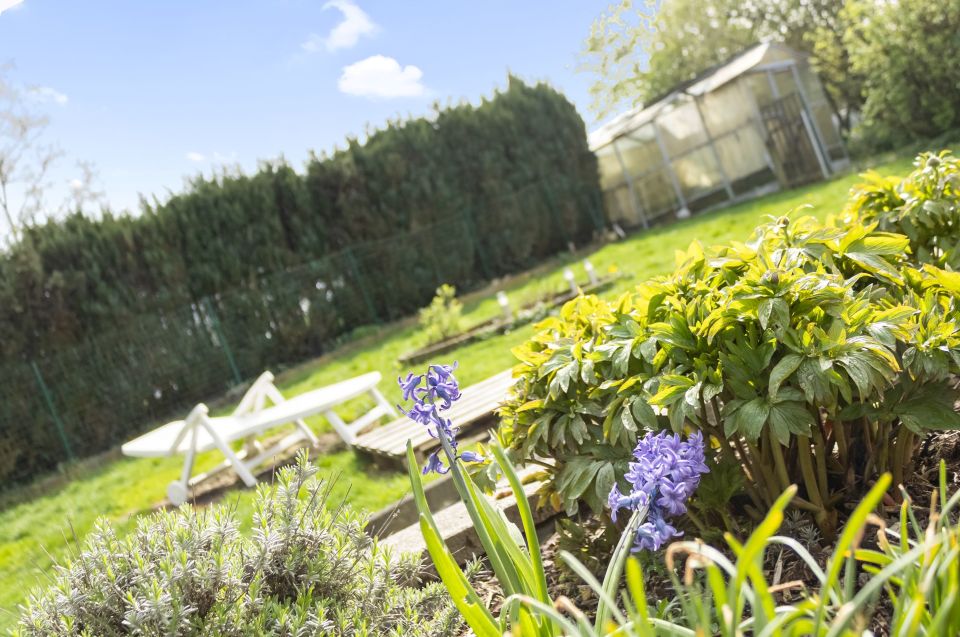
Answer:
(28, 86, 68, 106)
(338, 55, 426, 98)
(186, 151, 206, 162)
(0, 0, 25, 17)
(69, 178, 84, 191)
(302, 0, 378, 53)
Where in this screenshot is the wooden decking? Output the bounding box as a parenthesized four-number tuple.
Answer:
(353, 369, 516, 467)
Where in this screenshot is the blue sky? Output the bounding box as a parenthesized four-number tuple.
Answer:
(0, 0, 606, 218)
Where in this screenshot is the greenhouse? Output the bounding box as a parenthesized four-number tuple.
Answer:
(591, 42, 848, 229)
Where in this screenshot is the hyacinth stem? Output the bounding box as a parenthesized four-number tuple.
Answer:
(435, 428, 513, 594)
(595, 503, 649, 631)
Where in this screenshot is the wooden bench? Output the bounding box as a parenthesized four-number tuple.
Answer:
(353, 369, 516, 468)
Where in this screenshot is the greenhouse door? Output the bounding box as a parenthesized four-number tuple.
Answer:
(761, 94, 824, 188)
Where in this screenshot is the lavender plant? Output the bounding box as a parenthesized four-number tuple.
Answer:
(16, 454, 462, 637)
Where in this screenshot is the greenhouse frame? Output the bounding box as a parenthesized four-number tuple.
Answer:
(590, 42, 848, 229)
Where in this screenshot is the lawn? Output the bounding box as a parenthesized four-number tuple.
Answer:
(0, 148, 926, 631)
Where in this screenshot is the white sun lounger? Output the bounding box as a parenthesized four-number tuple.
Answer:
(122, 371, 396, 505)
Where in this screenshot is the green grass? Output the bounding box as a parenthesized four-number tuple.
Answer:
(0, 147, 931, 631)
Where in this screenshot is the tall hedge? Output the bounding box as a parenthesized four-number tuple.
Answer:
(0, 76, 602, 484)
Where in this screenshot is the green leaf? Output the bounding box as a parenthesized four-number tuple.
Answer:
(594, 463, 615, 502)
(769, 354, 803, 400)
(895, 386, 960, 432)
(736, 397, 770, 441)
(631, 398, 658, 429)
(844, 251, 903, 283)
(516, 399, 544, 413)
(758, 297, 788, 331)
(649, 374, 695, 405)
(768, 401, 815, 442)
(550, 360, 579, 397)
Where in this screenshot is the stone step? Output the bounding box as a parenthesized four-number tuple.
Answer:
(381, 477, 553, 566)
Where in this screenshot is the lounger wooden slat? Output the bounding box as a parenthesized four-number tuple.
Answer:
(353, 369, 515, 466)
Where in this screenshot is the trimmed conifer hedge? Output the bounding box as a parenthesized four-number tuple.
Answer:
(0, 76, 602, 484)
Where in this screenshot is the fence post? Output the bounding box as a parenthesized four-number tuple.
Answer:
(344, 247, 380, 324)
(204, 297, 243, 386)
(30, 360, 75, 462)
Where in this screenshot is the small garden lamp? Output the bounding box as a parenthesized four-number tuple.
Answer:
(563, 267, 578, 296)
(583, 259, 598, 286)
(496, 290, 512, 323)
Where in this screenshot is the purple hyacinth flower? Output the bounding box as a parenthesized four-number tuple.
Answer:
(633, 510, 681, 552)
(422, 451, 449, 475)
(398, 401, 436, 426)
(459, 450, 485, 463)
(608, 483, 649, 523)
(656, 478, 691, 516)
(608, 429, 709, 552)
(399, 362, 484, 475)
(421, 363, 462, 409)
(399, 372, 424, 402)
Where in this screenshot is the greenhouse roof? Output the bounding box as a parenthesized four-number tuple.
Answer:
(588, 42, 797, 150)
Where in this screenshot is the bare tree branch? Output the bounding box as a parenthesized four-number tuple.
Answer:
(0, 64, 99, 244)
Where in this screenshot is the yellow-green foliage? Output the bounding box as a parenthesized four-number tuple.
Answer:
(419, 284, 464, 344)
(499, 153, 960, 535)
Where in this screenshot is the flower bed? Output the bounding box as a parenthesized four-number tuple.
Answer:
(399, 274, 624, 366)
(403, 152, 960, 635)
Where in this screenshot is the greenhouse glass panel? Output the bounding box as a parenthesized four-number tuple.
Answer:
(603, 183, 636, 225)
(746, 73, 775, 108)
(618, 124, 663, 175)
(772, 69, 797, 98)
(672, 146, 724, 201)
(596, 144, 625, 190)
(713, 127, 769, 182)
(657, 100, 709, 158)
(635, 168, 679, 218)
(812, 105, 841, 147)
(799, 64, 830, 105)
(700, 83, 753, 137)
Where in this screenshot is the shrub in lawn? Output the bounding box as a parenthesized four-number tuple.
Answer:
(499, 173, 960, 534)
(842, 151, 960, 270)
(15, 455, 462, 637)
(418, 284, 464, 344)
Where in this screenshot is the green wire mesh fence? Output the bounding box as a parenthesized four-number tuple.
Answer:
(0, 182, 604, 487)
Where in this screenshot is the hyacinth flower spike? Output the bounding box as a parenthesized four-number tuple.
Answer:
(397, 362, 483, 476)
(595, 429, 709, 629)
(401, 363, 556, 636)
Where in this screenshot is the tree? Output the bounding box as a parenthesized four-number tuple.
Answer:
(841, 0, 960, 150)
(0, 66, 101, 244)
(581, 0, 857, 133)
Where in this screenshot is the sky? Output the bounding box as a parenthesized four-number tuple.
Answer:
(0, 0, 607, 224)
